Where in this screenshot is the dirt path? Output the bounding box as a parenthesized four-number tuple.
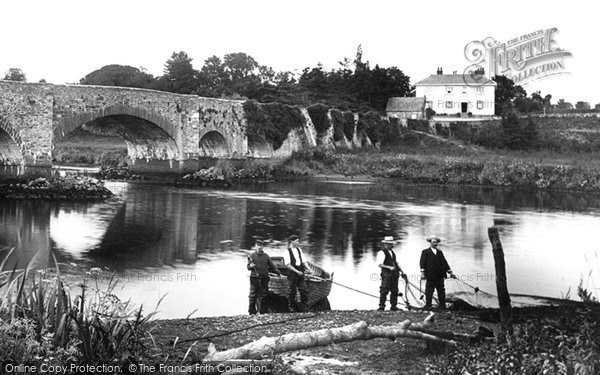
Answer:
(149, 309, 495, 374)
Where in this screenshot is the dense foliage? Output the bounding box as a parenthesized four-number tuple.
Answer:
(243, 100, 305, 150)
(79, 65, 156, 89)
(493, 75, 553, 116)
(306, 104, 330, 136)
(77, 47, 412, 113)
(3, 68, 26, 82)
(0, 256, 155, 367)
(426, 304, 600, 375)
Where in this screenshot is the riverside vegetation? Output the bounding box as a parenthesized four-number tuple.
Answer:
(176, 113, 600, 193)
(1, 247, 598, 373)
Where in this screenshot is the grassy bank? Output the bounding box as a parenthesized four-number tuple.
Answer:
(279, 147, 600, 191)
(176, 131, 600, 193)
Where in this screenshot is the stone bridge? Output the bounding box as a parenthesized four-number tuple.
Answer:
(0, 81, 277, 175)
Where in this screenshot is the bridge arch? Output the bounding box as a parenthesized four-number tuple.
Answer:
(0, 116, 24, 165)
(54, 104, 179, 160)
(247, 135, 273, 158)
(54, 104, 176, 140)
(198, 131, 230, 157)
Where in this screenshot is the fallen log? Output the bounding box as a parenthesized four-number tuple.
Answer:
(204, 314, 456, 361)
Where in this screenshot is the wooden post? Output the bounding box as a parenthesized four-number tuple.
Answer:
(487, 226, 512, 342)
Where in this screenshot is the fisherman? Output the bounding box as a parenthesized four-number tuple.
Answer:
(285, 235, 309, 312)
(377, 236, 407, 311)
(247, 238, 281, 315)
(419, 235, 456, 310)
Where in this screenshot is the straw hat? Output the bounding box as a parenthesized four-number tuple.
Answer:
(381, 236, 397, 244)
(426, 235, 441, 243)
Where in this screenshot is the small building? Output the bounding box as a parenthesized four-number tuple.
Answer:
(415, 68, 496, 116)
(386, 97, 426, 119)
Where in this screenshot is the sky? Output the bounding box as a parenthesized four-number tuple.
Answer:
(0, 0, 598, 105)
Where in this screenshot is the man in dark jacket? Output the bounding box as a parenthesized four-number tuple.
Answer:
(419, 235, 456, 310)
(247, 239, 281, 314)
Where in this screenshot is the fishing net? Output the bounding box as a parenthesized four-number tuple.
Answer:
(397, 278, 555, 310)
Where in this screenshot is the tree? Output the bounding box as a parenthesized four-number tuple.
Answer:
(162, 51, 199, 94)
(575, 101, 591, 110)
(492, 75, 526, 116)
(198, 55, 227, 97)
(4, 68, 26, 82)
(222, 52, 262, 98)
(80, 65, 156, 88)
(501, 113, 538, 150)
(556, 99, 573, 111)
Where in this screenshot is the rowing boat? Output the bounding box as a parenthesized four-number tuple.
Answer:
(268, 256, 333, 310)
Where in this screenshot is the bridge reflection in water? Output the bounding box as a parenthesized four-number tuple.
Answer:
(1, 180, 599, 318)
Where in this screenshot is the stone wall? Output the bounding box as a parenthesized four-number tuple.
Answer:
(0, 81, 54, 166)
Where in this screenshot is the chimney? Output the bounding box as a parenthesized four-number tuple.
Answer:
(436, 67, 443, 75)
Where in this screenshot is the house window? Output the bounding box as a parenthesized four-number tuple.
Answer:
(477, 87, 484, 94)
(477, 100, 484, 110)
(445, 101, 453, 109)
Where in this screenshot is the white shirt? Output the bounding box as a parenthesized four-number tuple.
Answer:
(430, 246, 438, 256)
(285, 246, 305, 267)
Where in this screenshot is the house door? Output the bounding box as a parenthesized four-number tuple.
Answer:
(461, 102, 468, 113)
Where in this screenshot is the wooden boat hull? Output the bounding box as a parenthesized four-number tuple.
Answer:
(268, 257, 332, 308)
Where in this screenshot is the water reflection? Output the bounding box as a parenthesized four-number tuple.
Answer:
(1, 180, 599, 318)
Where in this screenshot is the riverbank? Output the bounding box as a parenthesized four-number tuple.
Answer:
(277, 139, 600, 192)
(148, 303, 599, 374)
(151, 128, 600, 192)
(149, 308, 490, 374)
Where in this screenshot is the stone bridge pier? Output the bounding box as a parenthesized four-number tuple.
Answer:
(0, 81, 269, 176)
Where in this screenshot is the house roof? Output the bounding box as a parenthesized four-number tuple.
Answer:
(415, 74, 496, 86)
(386, 97, 425, 112)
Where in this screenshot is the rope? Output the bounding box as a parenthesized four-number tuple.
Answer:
(309, 275, 432, 311)
(306, 275, 379, 299)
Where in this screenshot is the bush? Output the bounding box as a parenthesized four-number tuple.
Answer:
(501, 114, 539, 150)
(306, 104, 330, 135)
(426, 305, 600, 374)
(330, 109, 355, 142)
(426, 107, 436, 120)
(357, 112, 400, 145)
(406, 119, 430, 132)
(243, 100, 305, 150)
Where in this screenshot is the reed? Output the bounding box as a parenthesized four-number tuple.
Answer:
(0, 249, 159, 365)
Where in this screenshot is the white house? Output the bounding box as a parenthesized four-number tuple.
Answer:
(415, 68, 496, 116)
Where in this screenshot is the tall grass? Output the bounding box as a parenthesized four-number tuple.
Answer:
(0, 248, 158, 365)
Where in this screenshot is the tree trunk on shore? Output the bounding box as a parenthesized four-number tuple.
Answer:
(204, 313, 455, 361)
(488, 226, 513, 343)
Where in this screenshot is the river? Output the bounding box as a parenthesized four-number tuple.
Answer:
(1, 179, 599, 318)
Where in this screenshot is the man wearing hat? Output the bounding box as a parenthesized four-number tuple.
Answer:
(285, 235, 310, 312)
(377, 236, 407, 311)
(247, 238, 281, 315)
(419, 235, 455, 310)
